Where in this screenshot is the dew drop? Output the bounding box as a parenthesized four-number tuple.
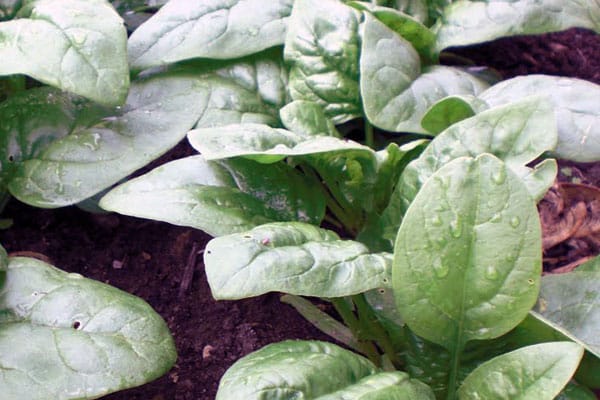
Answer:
(430, 215, 443, 226)
(491, 168, 506, 185)
(450, 218, 462, 238)
(484, 265, 498, 280)
(510, 216, 521, 228)
(433, 258, 449, 279)
(490, 213, 502, 223)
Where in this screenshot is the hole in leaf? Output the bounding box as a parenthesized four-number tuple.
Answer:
(8, 155, 14, 162)
(72, 321, 81, 330)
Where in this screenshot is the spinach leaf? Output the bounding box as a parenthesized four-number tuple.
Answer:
(280, 100, 340, 137)
(420, 95, 486, 134)
(0, 0, 129, 105)
(100, 155, 325, 236)
(204, 222, 392, 299)
(284, 0, 362, 124)
(0, 255, 176, 400)
(458, 342, 584, 400)
(435, 0, 600, 52)
(393, 154, 541, 350)
(128, 0, 293, 69)
(216, 340, 434, 400)
(479, 75, 600, 162)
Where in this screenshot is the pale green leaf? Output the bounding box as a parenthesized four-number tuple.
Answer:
(393, 154, 542, 350)
(280, 100, 340, 137)
(0, 256, 176, 400)
(284, 0, 362, 124)
(205, 222, 392, 300)
(535, 271, 600, 357)
(216, 340, 434, 400)
(128, 0, 293, 69)
(0, 0, 129, 105)
(479, 75, 600, 162)
(435, 0, 600, 52)
(100, 155, 325, 236)
(458, 342, 584, 400)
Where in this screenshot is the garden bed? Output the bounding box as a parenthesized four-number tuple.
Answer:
(1, 27, 599, 400)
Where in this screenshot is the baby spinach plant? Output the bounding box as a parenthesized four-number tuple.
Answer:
(1, 0, 600, 398)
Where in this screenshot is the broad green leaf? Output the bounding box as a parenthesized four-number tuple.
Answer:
(393, 154, 542, 350)
(204, 222, 392, 300)
(128, 0, 293, 69)
(479, 75, 600, 162)
(435, 0, 600, 52)
(373, 0, 428, 24)
(188, 123, 371, 163)
(349, 2, 435, 61)
(284, 0, 362, 124)
(0, 0, 129, 105)
(8, 52, 288, 208)
(0, 256, 176, 400)
(458, 342, 584, 400)
(280, 100, 340, 137)
(420, 95, 483, 134)
(535, 271, 600, 357)
(100, 155, 325, 236)
(216, 340, 434, 400)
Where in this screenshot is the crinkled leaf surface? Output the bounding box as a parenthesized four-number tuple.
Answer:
(279, 100, 340, 137)
(216, 340, 434, 400)
(479, 75, 600, 162)
(188, 123, 371, 163)
(535, 271, 600, 357)
(128, 0, 293, 69)
(0, 256, 176, 400)
(284, 0, 362, 124)
(360, 37, 488, 133)
(204, 222, 392, 299)
(0, 0, 129, 105)
(8, 52, 287, 208)
(435, 0, 600, 52)
(100, 155, 325, 236)
(382, 97, 557, 246)
(458, 342, 584, 400)
(393, 154, 542, 350)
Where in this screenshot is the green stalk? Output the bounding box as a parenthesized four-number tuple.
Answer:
(352, 294, 402, 367)
(446, 344, 464, 400)
(365, 119, 375, 149)
(331, 298, 380, 365)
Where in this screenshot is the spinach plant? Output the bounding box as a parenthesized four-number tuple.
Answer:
(1, 0, 600, 398)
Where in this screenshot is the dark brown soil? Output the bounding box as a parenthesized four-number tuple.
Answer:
(1, 27, 599, 400)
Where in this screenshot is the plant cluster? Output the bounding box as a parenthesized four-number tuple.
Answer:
(1, 0, 600, 399)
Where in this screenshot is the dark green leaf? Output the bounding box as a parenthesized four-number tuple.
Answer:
(421, 95, 481, 134)
(0, 255, 176, 399)
(0, 0, 129, 105)
(204, 222, 392, 299)
(393, 154, 542, 350)
(556, 382, 598, 400)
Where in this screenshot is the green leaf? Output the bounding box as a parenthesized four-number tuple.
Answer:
(457, 342, 584, 400)
(578, 255, 600, 272)
(100, 155, 325, 236)
(535, 271, 600, 358)
(479, 75, 600, 162)
(374, 0, 428, 25)
(284, 0, 362, 124)
(420, 95, 482, 134)
(0, 255, 176, 400)
(8, 52, 288, 208)
(556, 382, 598, 400)
(0, 0, 129, 105)
(204, 222, 392, 300)
(280, 100, 340, 137)
(216, 340, 434, 400)
(128, 0, 293, 69)
(435, 0, 600, 52)
(188, 123, 371, 163)
(393, 154, 542, 350)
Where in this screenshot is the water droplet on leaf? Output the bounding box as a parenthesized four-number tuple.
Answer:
(510, 216, 521, 228)
(491, 168, 506, 185)
(433, 258, 449, 278)
(450, 218, 462, 238)
(485, 265, 498, 280)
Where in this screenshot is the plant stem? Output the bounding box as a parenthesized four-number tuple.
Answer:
(365, 119, 375, 149)
(331, 298, 380, 365)
(446, 344, 464, 400)
(352, 294, 402, 367)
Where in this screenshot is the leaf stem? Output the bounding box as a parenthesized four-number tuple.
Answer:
(365, 118, 375, 149)
(446, 344, 464, 400)
(331, 298, 381, 365)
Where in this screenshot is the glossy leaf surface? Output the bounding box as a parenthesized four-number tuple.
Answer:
(479, 75, 600, 162)
(284, 0, 362, 124)
(0, 256, 176, 400)
(100, 155, 325, 236)
(436, 0, 600, 52)
(458, 342, 584, 400)
(128, 0, 293, 69)
(216, 340, 434, 400)
(205, 222, 392, 299)
(393, 154, 542, 350)
(0, 0, 129, 105)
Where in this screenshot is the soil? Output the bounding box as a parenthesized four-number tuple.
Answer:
(1, 27, 599, 400)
